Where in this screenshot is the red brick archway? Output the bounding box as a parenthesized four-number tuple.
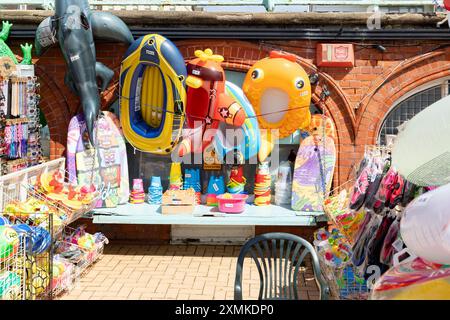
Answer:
(34, 65, 71, 159)
(355, 49, 450, 158)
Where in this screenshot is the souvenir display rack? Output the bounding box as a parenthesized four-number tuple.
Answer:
(0, 72, 44, 176)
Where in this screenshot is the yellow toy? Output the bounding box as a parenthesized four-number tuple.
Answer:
(243, 51, 312, 162)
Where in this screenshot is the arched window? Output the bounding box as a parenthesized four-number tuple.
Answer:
(378, 79, 450, 145)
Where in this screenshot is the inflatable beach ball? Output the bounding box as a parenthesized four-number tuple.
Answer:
(0, 226, 19, 262)
(0, 271, 21, 300)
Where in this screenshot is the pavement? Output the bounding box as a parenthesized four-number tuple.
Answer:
(59, 244, 320, 300)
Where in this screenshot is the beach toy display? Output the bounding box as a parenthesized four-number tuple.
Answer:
(242, 51, 312, 162)
(314, 228, 352, 268)
(130, 178, 145, 204)
(213, 81, 260, 161)
(178, 49, 246, 157)
(119, 34, 186, 154)
(184, 168, 201, 204)
(400, 182, 450, 265)
(0, 271, 22, 300)
(227, 165, 246, 194)
(217, 193, 248, 214)
(148, 176, 163, 205)
(206, 176, 226, 206)
(169, 162, 183, 190)
(0, 226, 19, 262)
(274, 161, 293, 206)
(37, 170, 97, 212)
(254, 162, 271, 206)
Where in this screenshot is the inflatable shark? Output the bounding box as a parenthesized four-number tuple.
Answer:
(35, 0, 133, 142)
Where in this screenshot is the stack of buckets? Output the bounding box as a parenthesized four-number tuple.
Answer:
(227, 165, 246, 194)
(169, 162, 183, 190)
(206, 176, 226, 206)
(184, 168, 201, 204)
(254, 162, 271, 206)
(148, 176, 163, 205)
(130, 179, 145, 204)
(274, 162, 292, 206)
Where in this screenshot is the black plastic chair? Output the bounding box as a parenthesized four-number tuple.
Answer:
(234, 232, 330, 300)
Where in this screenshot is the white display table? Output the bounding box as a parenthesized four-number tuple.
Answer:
(92, 203, 325, 226)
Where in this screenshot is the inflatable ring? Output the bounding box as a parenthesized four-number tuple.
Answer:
(120, 34, 187, 154)
(242, 50, 312, 139)
(213, 81, 260, 161)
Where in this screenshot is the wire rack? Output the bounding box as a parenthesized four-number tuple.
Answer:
(51, 255, 79, 297)
(0, 159, 100, 299)
(0, 231, 27, 300)
(52, 225, 108, 297)
(318, 251, 369, 300)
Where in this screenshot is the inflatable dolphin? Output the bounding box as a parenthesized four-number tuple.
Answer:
(34, 0, 133, 143)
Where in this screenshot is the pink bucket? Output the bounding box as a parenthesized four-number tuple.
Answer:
(217, 194, 248, 213)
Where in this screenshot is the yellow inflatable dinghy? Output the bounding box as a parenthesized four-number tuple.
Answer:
(119, 34, 187, 154)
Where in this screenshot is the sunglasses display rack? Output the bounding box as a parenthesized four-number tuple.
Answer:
(0, 75, 44, 176)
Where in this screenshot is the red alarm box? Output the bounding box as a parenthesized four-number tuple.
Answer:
(316, 43, 354, 68)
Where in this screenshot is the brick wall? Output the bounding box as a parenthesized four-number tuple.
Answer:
(9, 38, 450, 186)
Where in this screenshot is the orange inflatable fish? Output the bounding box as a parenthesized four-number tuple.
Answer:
(243, 51, 312, 162)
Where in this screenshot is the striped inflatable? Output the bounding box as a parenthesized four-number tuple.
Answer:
(213, 81, 260, 161)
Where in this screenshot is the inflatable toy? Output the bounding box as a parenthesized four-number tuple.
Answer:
(38, 171, 97, 211)
(0, 226, 19, 261)
(35, 0, 133, 142)
(392, 94, 450, 186)
(242, 51, 312, 162)
(0, 21, 32, 65)
(212, 81, 260, 161)
(371, 258, 450, 300)
(0, 271, 21, 300)
(400, 182, 450, 265)
(178, 49, 246, 156)
(120, 34, 187, 154)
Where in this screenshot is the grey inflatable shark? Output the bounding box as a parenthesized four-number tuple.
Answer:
(35, 0, 133, 143)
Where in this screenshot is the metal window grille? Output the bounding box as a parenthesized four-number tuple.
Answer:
(378, 81, 449, 145)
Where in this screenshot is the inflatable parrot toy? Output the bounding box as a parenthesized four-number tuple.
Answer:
(178, 49, 246, 157)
